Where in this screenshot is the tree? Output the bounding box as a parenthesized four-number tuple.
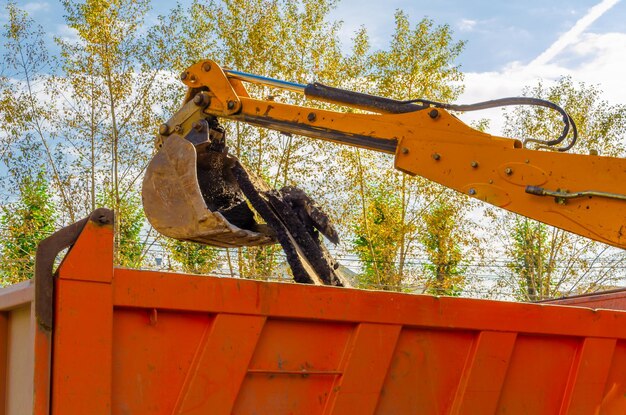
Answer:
(49, 0, 173, 266)
(494, 77, 626, 300)
(166, 240, 220, 275)
(371, 11, 465, 102)
(420, 200, 466, 296)
(506, 217, 553, 301)
(338, 11, 470, 288)
(0, 5, 60, 285)
(0, 167, 57, 285)
(97, 189, 144, 268)
(1, 3, 75, 221)
(353, 184, 405, 290)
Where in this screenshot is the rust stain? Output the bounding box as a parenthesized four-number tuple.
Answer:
(263, 105, 274, 117)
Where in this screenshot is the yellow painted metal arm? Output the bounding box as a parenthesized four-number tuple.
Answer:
(165, 60, 626, 249)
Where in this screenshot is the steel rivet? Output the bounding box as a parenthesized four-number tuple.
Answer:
(174, 125, 183, 133)
(429, 109, 439, 119)
(159, 123, 170, 136)
(307, 112, 317, 122)
(468, 188, 477, 196)
(432, 153, 441, 161)
(193, 94, 205, 106)
(505, 167, 513, 175)
(202, 62, 212, 72)
(401, 147, 409, 155)
(227, 100, 235, 110)
(471, 161, 478, 168)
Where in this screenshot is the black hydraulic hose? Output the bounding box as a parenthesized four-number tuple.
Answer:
(305, 83, 577, 151)
(225, 69, 577, 151)
(412, 97, 578, 151)
(304, 82, 427, 114)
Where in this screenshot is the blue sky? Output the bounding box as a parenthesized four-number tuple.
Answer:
(331, 0, 626, 131)
(5, 0, 626, 131)
(329, 0, 625, 72)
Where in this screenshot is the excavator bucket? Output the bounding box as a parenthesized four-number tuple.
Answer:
(141, 80, 348, 286)
(142, 127, 349, 286)
(142, 134, 276, 248)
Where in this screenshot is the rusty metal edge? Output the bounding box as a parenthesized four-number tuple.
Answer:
(34, 208, 114, 332)
(34, 217, 87, 333)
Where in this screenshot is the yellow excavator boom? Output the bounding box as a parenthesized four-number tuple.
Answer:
(145, 59, 626, 252)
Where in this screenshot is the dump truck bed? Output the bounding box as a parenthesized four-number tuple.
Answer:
(1, 211, 626, 414)
(547, 288, 626, 311)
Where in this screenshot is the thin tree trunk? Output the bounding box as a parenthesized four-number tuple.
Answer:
(17, 44, 75, 221)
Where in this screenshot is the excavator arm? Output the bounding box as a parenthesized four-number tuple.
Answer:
(143, 59, 626, 282)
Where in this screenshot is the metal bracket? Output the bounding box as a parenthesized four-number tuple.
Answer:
(35, 208, 114, 332)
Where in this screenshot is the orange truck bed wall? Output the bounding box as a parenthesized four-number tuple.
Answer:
(2, 210, 626, 414)
(546, 288, 626, 311)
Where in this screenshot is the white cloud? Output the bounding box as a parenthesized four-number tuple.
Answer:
(458, 19, 477, 32)
(455, 0, 624, 137)
(530, 0, 621, 67)
(457, 31, 626, 135)
(54, 24, 81, 44)
(22, 2, 50, 15)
